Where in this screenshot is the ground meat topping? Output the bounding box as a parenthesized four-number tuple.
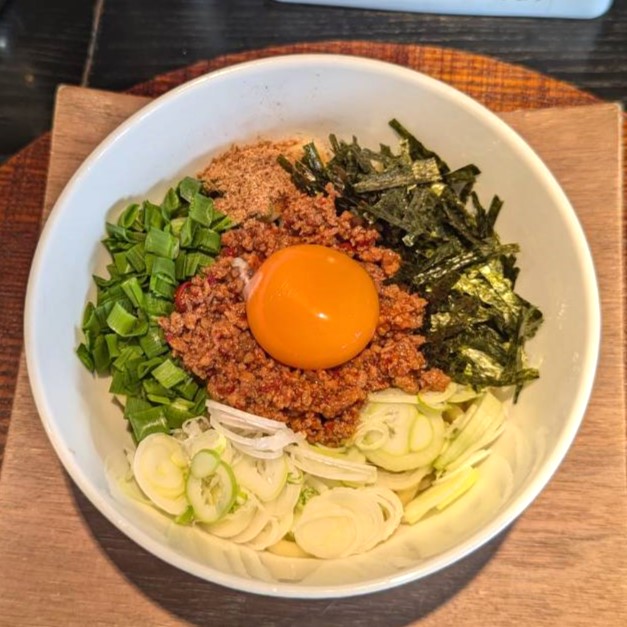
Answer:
(162, 142, 449, 445)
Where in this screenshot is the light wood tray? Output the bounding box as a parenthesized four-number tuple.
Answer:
(0, 85, 625, 625)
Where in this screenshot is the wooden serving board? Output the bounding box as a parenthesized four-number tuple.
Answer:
(0, 83, 625, 624)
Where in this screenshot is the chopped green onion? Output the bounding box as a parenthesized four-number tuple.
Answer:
(142, 379, 174, 399)
(126, 243, 146, 272)
(145, 228, 179, 260)
(152, 359, 187, 389)
(179, 217, 196, 248)
(77, 177, 231, 442)
(174, 252, 187, 280)
(164, 397, 197, 429)
(147, 394, 174, 405)
(176, 377, 200, 401)
(150, 256, 176, 284)
(109, 368, 141, 396)
(112, 345, 143, 371)
(106, 222, 146, 244)
(118, 203, 141, 229)
(169, 217, 186, 237)
(189, 193, 214, 227)
(124, 396, 152, 417)
(192, 227, 220, 254)
(143, 201, 165, 231)
(161, 188, 181, 217)
(179, 177, 202, 202)
(113, 252, 132, 275)
(211, 213, 234, 233)
(121, 277, 145, 309)
(184, 255, 211, 279)
(97, 284, 127, 307)
(76, 343, 95, 372)
(137, 357, 165, 379)
(144, 294, 173, 317)
(127, 405, 169, 441)
(91, 335, 110, 373)
(139, 326, 168, 358)
(81, 303, 103, 347)
(106, 302, 146, 337)
(149, 275, 176, 299)
(104, 333, 121, 358)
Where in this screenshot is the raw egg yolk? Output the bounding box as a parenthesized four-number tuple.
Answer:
(246, 244, 379, 370)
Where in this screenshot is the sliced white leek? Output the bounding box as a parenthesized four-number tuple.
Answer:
(443, 425, 504, 473)
(367, 389, 419, 404)
(445, 401, 478, 438)
(288, 443, 377, 484)
(416, 383, 476, 418)
(179, 416, 211, 438)
(206, 492, 259, 539)
(312, 444, 367, 464)
(365, 448, 425, 472)
(264, 481, 302, 517)
(409, 414, 435, 451)
(443, 404, 465, 423)
(245, 511, 294, 551)
(403, 466, 479, 524)
(412, 414, 445, 463)
(190, 449, 221, 478)
(209, 412, 303, 459)
(435, 392, 504, 470)
(365, 415, 445, 471)
(186, 452, 237, 523)
(396, 485, 420, 506)
(448, 385, 479, 404)
(293, 494, 375, 558)
(267, 538, 311, 558)
(378, 404, 418, 456)
(375, 465, 432, 491)
(206, 399, 290, 431)
(293, 487, 402, 559)
(233, 454, 289, 502)
(185, 429, 229, 461)
(417, 382, 459, 407)
(132, 433, 189, 516)
(122, 385, 508, 558)
(207, 400, 305, 453)
(432, 449, 490, 485)
(371, 487, 404, 542)
(351, 420, 389, 451)
(302, 474, 332, 496)
(230, 506, 271, 544)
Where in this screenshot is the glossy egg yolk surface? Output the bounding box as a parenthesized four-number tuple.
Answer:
(246, 244, 380, 370)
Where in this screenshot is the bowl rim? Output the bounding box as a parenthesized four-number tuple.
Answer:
(24, 53, 601, 598)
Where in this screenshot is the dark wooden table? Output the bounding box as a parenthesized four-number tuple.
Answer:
(1, 0, 626, 164)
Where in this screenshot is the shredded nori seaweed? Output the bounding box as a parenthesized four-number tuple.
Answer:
(279, 120, 543, 399)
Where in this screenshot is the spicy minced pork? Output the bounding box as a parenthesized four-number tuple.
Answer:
(161, 142, 449, 445)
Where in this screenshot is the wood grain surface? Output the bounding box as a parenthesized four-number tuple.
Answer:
(2, 43, 621, 473)
(91, 0, 627, 104)
(0, 82, 624, 625)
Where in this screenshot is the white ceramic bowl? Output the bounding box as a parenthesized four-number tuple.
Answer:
(25, 55, 600, 598)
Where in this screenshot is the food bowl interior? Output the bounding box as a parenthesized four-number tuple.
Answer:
(25, 55, 599, 597)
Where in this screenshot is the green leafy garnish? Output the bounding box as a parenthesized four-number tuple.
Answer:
(76, 178, 233, 441)
(297, 485, 319, 509)
(279, 121, 542, 399)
